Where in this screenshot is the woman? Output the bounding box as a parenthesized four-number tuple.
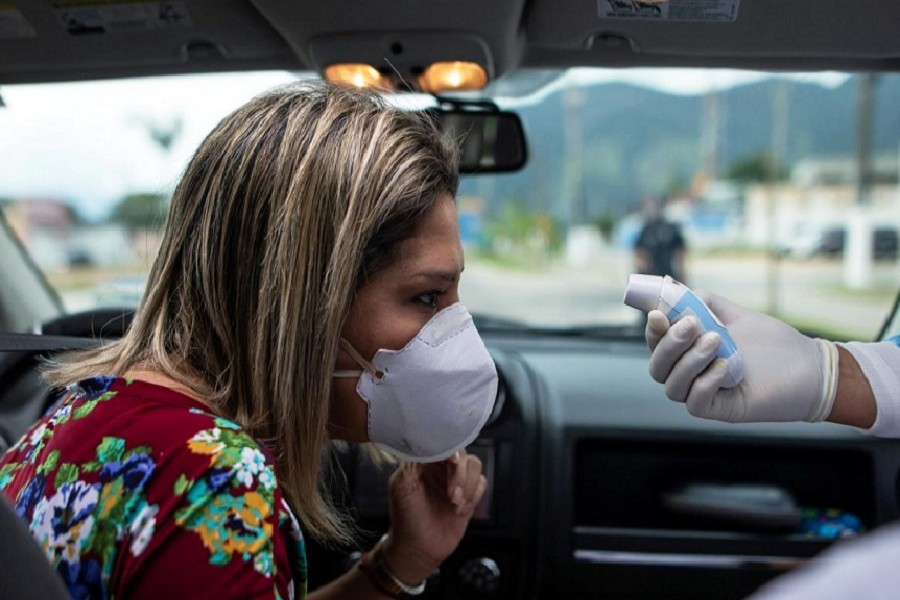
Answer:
(0, 83, 496, 599)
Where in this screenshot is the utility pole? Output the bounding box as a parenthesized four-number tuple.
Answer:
(844, 73, 877, 289)
(766, 79, 789, 316)
(562, 81, 588, 266)
(702, 89, 721, 181)
(563, 82, 586, 229)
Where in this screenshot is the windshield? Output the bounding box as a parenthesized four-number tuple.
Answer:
(2, 69, 898, 340)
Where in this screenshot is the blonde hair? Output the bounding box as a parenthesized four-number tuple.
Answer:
(44, 82, 459, 543)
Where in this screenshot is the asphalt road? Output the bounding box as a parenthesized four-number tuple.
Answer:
(460, 250, 899, 340)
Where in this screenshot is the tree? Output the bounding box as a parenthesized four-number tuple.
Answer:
(63, 202, 88, 226)
(727, 152, 788, 182)
(109, 193, 168, 230)
(131, 115, 183, 152)
(665, 171, 690, 197)
(592, 213, 617, 239)
(484, 201, 563, 260)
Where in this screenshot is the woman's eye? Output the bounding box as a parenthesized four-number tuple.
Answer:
(416, 292, 439, 308)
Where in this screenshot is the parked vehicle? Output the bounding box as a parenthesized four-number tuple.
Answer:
(817, 226, 900, 260)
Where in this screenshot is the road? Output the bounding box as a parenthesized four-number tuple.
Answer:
(461, 250, 900, 340)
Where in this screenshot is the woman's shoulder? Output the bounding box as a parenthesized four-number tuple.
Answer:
(75, 376, 279, 481)
(2, 375, 280, 505)
(58, 376, 260, 449)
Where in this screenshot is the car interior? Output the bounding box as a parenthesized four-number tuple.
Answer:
(2, 0, 900, 598)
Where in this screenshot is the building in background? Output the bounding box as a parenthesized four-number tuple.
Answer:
(745, 155, 900, 257)
(1, 198, 148, 271)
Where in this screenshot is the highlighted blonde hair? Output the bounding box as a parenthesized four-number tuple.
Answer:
(45, 82, 459, 543)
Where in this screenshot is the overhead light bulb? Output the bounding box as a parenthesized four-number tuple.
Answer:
(419, 62, 488, 93)
(324, 64, 387, 90)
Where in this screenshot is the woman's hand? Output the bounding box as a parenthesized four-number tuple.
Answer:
(381, 450, 487, 585)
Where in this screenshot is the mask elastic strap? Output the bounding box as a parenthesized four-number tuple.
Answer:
(333, 370, 363, 378)
(333, 338, 381, 379)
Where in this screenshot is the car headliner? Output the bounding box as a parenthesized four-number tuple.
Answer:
(2, 0, 899, 87)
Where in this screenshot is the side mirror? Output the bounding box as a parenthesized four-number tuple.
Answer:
(429, 100, 527, 174)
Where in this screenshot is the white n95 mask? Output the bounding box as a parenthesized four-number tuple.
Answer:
(333, 303, 498, 462)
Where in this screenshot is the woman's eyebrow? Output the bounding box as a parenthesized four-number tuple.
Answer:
(414, 267, 464, 282)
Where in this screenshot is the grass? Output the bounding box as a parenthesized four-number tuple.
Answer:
(819, 283, 897, 304)
(690, 246, 768, 259)
(466, 251, 555, 271)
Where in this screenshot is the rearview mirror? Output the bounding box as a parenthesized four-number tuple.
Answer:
(429, 101, 527, 174)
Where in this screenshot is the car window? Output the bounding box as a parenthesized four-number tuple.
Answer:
(2, 68, 898, 341)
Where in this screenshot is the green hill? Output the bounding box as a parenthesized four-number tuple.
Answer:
(459, 74, 900, 222)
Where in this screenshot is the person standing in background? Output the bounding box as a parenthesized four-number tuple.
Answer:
(633, 195, 687, 283)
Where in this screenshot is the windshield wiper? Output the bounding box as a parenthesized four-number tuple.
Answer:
(472, 313, 644, 340)
(471, 313, 531, 331)
(562, 324, 645, 340)
(877, 286, 900, 341)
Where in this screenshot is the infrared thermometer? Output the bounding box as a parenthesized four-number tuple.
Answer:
(624, 274, 745, 388)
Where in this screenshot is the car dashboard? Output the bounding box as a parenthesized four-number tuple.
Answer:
(2, 324, 899, 600)
(322, 331, 900, 599)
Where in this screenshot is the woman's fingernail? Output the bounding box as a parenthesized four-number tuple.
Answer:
(451, 486, 463, 505)
(449, 451, 460, 465)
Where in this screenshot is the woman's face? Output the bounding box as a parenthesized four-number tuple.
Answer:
(328, 192, 463, 442)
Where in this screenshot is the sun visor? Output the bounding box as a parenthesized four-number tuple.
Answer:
(0, 0, 300, 83)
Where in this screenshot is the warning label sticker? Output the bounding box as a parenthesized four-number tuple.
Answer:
(52, 0, 192, 35)
(599, 0, 740, 22)
(0, 3, 37, 38)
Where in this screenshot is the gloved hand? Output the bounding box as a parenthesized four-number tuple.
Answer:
(645, 290, 839, 423)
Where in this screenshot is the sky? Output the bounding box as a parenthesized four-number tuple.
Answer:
(568, 68, 848, 95)
(0, 68, 850, 220)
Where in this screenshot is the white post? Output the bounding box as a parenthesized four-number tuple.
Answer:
(844, 208, 873, 289)
(843, 74, 876, 290)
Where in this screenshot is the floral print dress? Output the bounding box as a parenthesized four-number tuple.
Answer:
(0, 376, 307, 600)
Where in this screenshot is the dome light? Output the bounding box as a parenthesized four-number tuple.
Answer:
(418, 62, 488, 93)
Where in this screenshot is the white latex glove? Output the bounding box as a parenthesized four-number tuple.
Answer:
(644, 290, 839, 423)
